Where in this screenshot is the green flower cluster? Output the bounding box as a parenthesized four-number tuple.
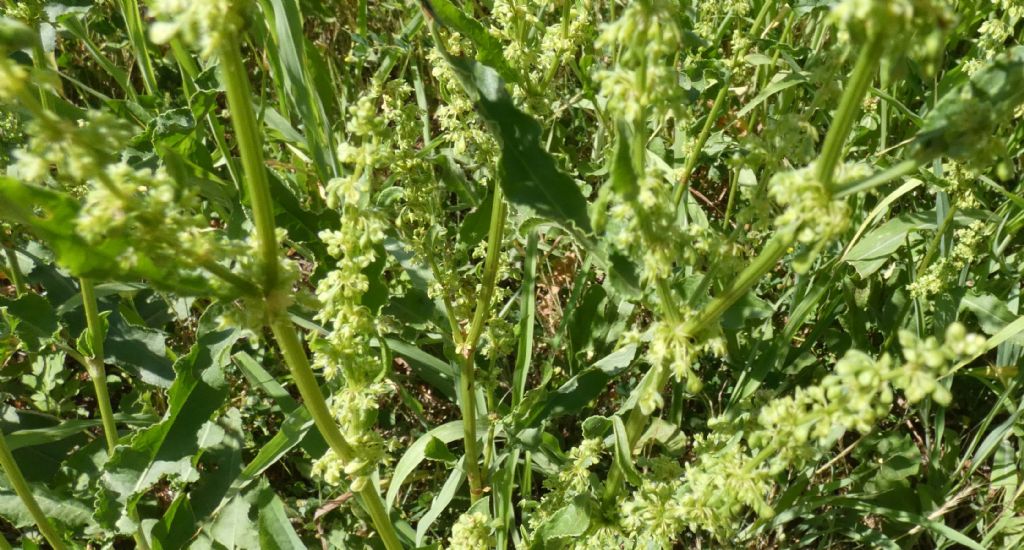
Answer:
(769, 162, 870, 244)
(74, 162, 260, 286)
(644, 318, 725, 403)
(0, 56, 27, 104)
(556, 437, 604, 494)
(448, 512, 492, 550)
(149, 0, 251, 58)
(603, 169, 720, 285)
(11, 111, 132, 184)
(489, 0, 597, 109)
(618, 323, 985, 544)
(5, 106, 271, 302)
(832, 0, 950, 45)
(0, 109, 19, 166)
(964, 3, 1021, 76)
(752, 323, 985, 471)
(695, 0, 751, 41)
(525, 437, 606, 544)
(311, 159, 392, 490)
(892, 323, 986, 404)
(595, 0, 683, 123)
(908, 221, 987, 299)
(620, 433, 773, 544)
(999, 0, 1024, 19)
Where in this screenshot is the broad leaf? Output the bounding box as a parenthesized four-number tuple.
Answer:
(439, 54, 592, 234)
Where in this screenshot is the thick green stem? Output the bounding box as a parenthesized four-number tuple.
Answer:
(2, 246, 26, 296)
(269, 316, 402, 550)
(219, 37, 401, 549)
(817, 36, 885, 190)
(459, 186, 507, 502)
(81, 280, 152, 550)
(683, 234, 792, 335)
(79, 279, 119, 453)
(219, 43, 281, 292)
(0, 430, 66, 550)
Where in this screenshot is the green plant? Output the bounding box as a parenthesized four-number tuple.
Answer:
(0, 0, 1022, 548)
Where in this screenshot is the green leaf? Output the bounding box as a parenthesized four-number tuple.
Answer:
(611, 416, 642, 487)
(233, 351, 300, 412)
(202, 491, 260, 550)
(151, 494, 199, 550)
(425, 0, 520, 84)
(424, 435, 459, 465)
(534, 495, 591, 544)
(95, 309, 239, 534)
(385, 339, 457, 400)
(238, 406, 318, 486)
(415, 457, 464, 546)
(960, 292, 1024, 343)
(912, 47, 1024, 162)
(515, 345, 637, 429)
(266, 0, 338, 184)
(257, 484, 306, 550)
(435, 53, 592, 234)
(387, 421, 472, 509)
(845, 214, 928, 277)
(0, 483, 93, 532)
(0, 293, 59, 352)
(5, 414, 153, 451)
(721, 291, 774, 330)
(736, 72, 807, 118)
(106, 308, 174, 388)
(188, 407, 246, 521)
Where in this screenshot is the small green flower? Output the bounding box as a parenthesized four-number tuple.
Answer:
(149, 0, 252, 58)
(449, 512, 492, 550)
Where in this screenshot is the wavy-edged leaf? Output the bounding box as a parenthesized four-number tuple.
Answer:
(0, 483, 93, 532)
(0, 293, 59, 352)
(95, 309, 239, 534)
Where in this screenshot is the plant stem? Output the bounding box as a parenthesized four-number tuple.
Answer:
(817, 35, 884, 190)
(268, 317, 403, 550)
(459, 186, 507, 502)
(219, 43, 280, 293)
(81, 280, 152, 550)
(219, 38, 402, 549)
(603, 29, 888, 507)
(116, 0, 159, 95)
(722, 165, 740, 227)
(602, 234, 792, 504)
(2, 245, 26, 296)
(79, 279, 119, 454)
(0, 430, 66, 550)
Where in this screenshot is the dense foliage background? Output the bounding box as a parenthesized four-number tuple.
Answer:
(1, 0, 1023, 548)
